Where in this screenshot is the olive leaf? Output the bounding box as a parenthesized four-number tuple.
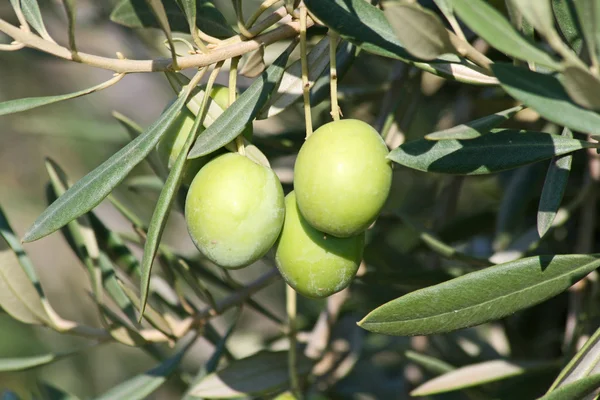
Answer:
(552, 0, 583, 52)
(389, 129, 593, 175)
(359, 254, 600, 336)
(20, 0, 52, 40)
(562, 64, 600, 110)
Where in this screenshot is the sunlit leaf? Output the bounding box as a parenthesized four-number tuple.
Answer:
(389, 129, 592, 175)
(359, 254, 600, 336)
(453, 0, 559, 69)
(549, 326, 600, 390)
(425, 105, 524, 141)
(21, 0, 52, 40)
(552, 0, 583, 52)
(540, 374, 600, 400)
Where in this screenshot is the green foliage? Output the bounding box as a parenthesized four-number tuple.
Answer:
(2, 0, 600, 398)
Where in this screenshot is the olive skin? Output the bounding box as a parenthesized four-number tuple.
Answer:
(294, 119, 392, 237)
(275, 191, 364, 298)
(185, 153, 285, 269)
(156, 85, 252, 184)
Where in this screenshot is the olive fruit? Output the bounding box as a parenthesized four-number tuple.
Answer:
(185, 153, 285, 269)
(156, 85, 252, 184)
(275, 191, 364, 298)
(294, 119, 392, 237)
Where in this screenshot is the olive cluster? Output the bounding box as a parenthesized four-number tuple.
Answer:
(159, 98, 392, 298)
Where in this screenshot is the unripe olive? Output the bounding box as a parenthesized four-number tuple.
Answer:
(156, 85, 252, 184)
(294, 119, 392, 237)
(185, 153, 285, 269)
(275, 191, 364, 298)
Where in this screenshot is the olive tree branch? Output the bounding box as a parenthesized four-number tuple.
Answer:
(0, 16, 313, 73)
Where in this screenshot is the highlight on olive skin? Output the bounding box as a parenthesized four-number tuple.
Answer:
(275, 191, 364, 299)
(185, 153, 285, 269)
(293, 119, 393, 238)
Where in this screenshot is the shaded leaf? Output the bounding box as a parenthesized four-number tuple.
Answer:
(110, 0, 233, 38)
(62, 0, 77, 52)
(384, 3, 456, 60)
(425, 105, 525, 140)
(492, 63, 600, 134)
(187, 351, 313, 398)
(359, 254, 600, 336)
(21, 0, 51, 39)
(562, 64, 600, 110)
(388, 129, 592, 175)
(552, 0, 583, 52)
(537, 127, 573, 238)
(94, 338, 193, 399)
(411, 360, 550, 396)
(453, 0, 559, 69)
(404, 351, 454, 375)
(304, 0, 497, 85)
(145, 0, 178, 66)
(188, 42, 296, 158)
(573, 0, 600, 68)
(22, 77, 199, 243)
(0, 74, 124, 117)
(540, 374, 600, 400)
(239, 46, 266, 78)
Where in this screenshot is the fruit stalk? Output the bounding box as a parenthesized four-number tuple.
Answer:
(329, 30, 340, 121)
(300, 4, 313, 138)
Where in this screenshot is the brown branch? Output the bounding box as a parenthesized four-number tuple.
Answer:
(0, 15, 312, 73)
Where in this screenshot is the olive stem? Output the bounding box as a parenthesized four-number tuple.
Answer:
(287, 284, 302, 398)
(300, 5, 313, 138)
(229, 56, 246, 156)
(0, 13, 313, 73)
(246, 0, 282, 29)
(329, 30, 341, 122)
(234, 0, 255, 39)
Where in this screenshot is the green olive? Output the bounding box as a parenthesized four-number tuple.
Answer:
(293, 119, 392, 237)
(185, 153, 285, 269)
(275, 191, 364, 298)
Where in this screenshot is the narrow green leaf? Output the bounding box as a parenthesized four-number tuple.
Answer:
(412, 360, 555, 396)
(549, 326, 600, 390)
(145, 0, 178, 66)
(21, 0, 51, 40)
(110, 0, 233, 38)
(405, 351, 454, 375)
(384, 3, 456, 60)
(573, 0, 600, 69)
(0, 345, 90, 372)
(388, 129, 592, 175)
(552, 0, 583, 52)
(45, 158, 102, 300)
(260, 36, 331, 119)
(179, 0, 196, 36)
(433, 0, 453, 17)
(119, 279, 174, 335)
(127, 175, 164, 192)
(187, 351, 313, 398)
(510, 0, 556, 38)
(492, 63, 600, 134)
(359, 254, 600, 336)
(0, 74, 124, 117)
(188, 42, 297, 158)
(0, 208, 51, 325)
(62, 0, 77, 52)
(425, 105, 525, 140)
(540, 374, 600, 400)
(562, 64, 600, 110)
(453, 0, 559, 69)
(538, 128, 573, 238)
(94, 338, 193, 400)
(38, 382, 80, 400)
(22, 78, 198, 243)
(139, 69, 213, 317)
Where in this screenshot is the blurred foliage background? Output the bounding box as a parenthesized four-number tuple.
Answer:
(0, 0, 598, 399)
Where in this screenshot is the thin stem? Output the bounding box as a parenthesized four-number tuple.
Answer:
(10, 0, 30, 32)
(300, 6, 313, 138)
(329, 30, 341, 121)
(447, 30, 492, 71)
(447, 14, 467, 42)
(229, 56, 246, 156)
(196, 29, 221, 45)
(0, 42, 24, 51)
(287, 284, 302, 398)
(234, 0, 254, 38)
(0, 16, 312, 73)
(246, 0, 282, 29)
(191, 27, 209, 54)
